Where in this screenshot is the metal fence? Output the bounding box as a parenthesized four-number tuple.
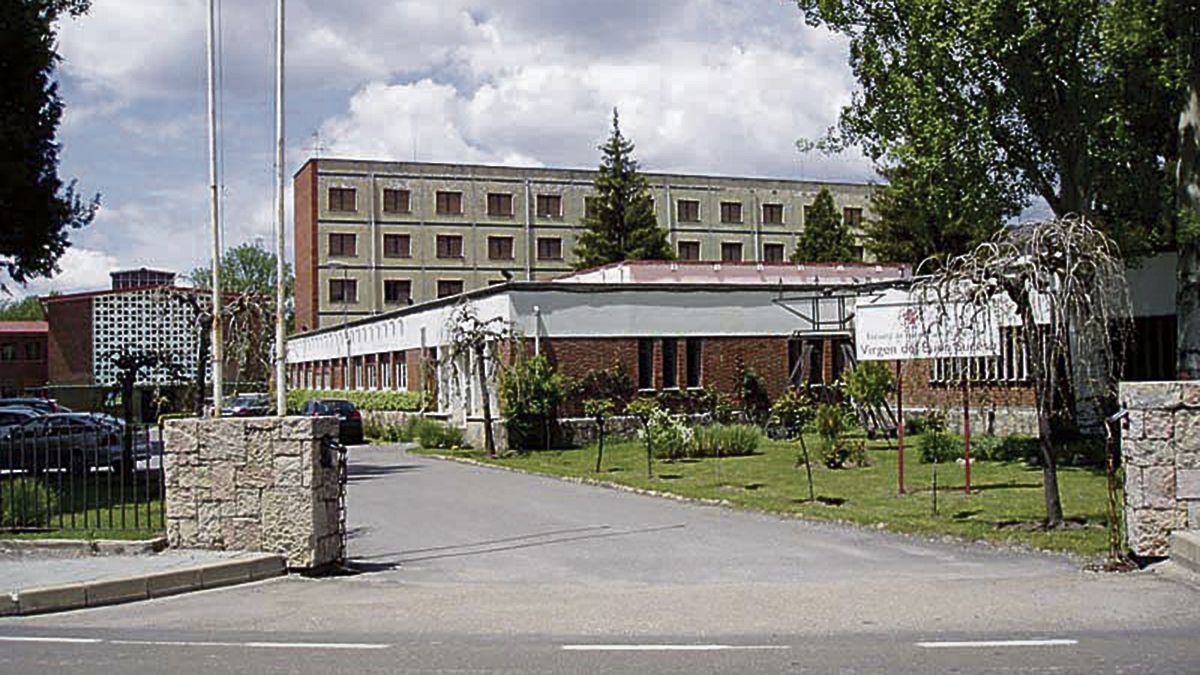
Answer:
(0, 422, 164, 534)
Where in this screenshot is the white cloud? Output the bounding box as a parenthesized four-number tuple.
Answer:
(4, 248, 121, 297)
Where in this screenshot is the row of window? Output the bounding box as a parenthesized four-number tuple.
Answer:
(328, 232, 808, 264)
(327, 186, 863, 227)
(0, 342, 43, 361)
(292, 353, 410, 392)
(328, 278, 464, 305)
(328, 233, 564, 262)
(637, 338, 703, 390)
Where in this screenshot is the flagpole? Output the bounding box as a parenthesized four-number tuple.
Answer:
(206, 0, 224, 415)
(274, 0, 287, 416)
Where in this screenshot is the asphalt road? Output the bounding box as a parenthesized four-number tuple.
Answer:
(3, 444, 1198, 674)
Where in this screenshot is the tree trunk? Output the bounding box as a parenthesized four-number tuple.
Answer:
(1038, 413, 1065, 526)
(1018, 298, 1065, 527)
(595, 421, 605, 473)
(1178, 81, 1200, 379)
(474, 343, 496, 457)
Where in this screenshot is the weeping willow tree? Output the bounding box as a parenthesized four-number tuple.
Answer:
(442, 302, 509, 457)
(914, 216, 1131, 526)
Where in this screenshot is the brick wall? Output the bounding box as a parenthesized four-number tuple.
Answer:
(45, 297, 93, 385)
(294, 161, 320, 333)
(0, 331, 48, 395)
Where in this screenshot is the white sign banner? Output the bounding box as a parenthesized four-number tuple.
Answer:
(855, 289, 1001, 361)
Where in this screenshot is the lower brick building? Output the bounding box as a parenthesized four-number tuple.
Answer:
(286, 256, 1179, 445)
(0, 321, 48, 396)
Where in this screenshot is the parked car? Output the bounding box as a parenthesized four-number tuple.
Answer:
(222, 393, 271, 417)
(0, 407, 41, 437)
(299, 399, 364, 445)
(0, 397, 67, 414)
(0, 413, 126, 473)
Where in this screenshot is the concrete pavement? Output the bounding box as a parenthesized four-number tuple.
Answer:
(1, 444, 1197, 673)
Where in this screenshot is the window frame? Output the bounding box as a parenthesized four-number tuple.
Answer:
(436, 279, 465, 299)
(328, 233, 357, 257)
(436, 234, 465, 259)
(382, 188, 411, 214)
(487, 235, 515, 261)
(435, 190, 464, 216)
(720, 201, 743, 224)
(329, 278, 358, 304)
(535, 194, 563, 218)
(677, 240, 701, 261)
(486, 192, 514, 218)
(763, 243, 786, 263)
(382, 233, 411, 259)
(328, 187, 357, 213)
(383, 279, 412, 305)
(536, 237, 563, 261)
(720, 241, 743, 263)
(676, 199, 701, 223)
(762, 202, 784, 225)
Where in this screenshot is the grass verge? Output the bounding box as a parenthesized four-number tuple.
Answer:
(419, 433, 1118, 558)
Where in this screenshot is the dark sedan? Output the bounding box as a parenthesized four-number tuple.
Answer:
(0, 414, 125, 473)
(222, 393, 272, 417)
(299, 399, 364, 445)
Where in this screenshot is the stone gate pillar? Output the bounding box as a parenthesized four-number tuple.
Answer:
(162, 416, 344, 570)
(1120, 382, 1200, 557)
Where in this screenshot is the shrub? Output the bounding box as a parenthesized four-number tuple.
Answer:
(575, 362, 634, 406)
(769, 389, 813, 439)
(645, 408, 693, 460)
(500, 355, 568, 450)
(691, 423, 761, 457)
(1, 478, 60, 528)
(738, 366, 772, 426)
(813, 403, 848, 446)
(821, 437, 869, 469)
(285, 388, 425, 414)
(920, 430, 962, 464)
(906, 409, 948, 435)
(842, 361, 895, 408)
(411, 418, 464, 449)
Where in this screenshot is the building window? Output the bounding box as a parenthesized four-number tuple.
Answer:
(678, 241, 700, 261)
(328, 233, 356, 257)
(584, 196, 600, 219)
(436, 191, 463, 215)
(686, 338, 702, 388)
(661, 338, 678, 389)
(487, 193, 514, 217)
(329, 279, 357, 304)
(843, 207, 863, 229)
(720, 201, 742, 224)
(437, 280, 464, 298)
(721, 242, 743, 262)
(677, 199, 700, 223)
(329, 187, 356, 212)
(762, 203, 784, 225)
(537, 237, 563, 260)
(383, 234, 411, 258)
(384, 280, 411, 305)
(383, 188, 410, 214)
(25, 342, 42, 361)
(637, 338, 654, 390)
(488, 236, 515, 260)
(436, 235, 464, 259)
(536, 194, 562, 218)
(763, 243, 785, 263)
(397, 356, 409, 391)
(0, 343, 14, 361)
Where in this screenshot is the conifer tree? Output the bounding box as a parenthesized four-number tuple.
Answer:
(573, 110, 673, 269)
(791, 187, 856, 262)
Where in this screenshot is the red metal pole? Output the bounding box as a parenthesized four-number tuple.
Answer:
(896, 359, 905, 495)
(962, 376, 971, 495)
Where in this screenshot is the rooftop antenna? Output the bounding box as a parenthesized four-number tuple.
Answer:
(309, 130, 328, 159)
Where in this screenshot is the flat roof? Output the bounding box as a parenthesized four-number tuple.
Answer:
(0, 321, 48, 334)
(554, 260, 910, 285)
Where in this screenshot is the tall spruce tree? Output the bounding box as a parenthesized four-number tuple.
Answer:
(573, 110, 673, 269)
(791, 187, 856, 262)
(0, 1, 98, 286)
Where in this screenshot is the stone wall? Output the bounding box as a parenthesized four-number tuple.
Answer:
(163, 416, 343, 570)
(1120, 382, 1200, 557)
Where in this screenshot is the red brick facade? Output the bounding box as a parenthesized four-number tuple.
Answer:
(0, 322, 49, 395)
(44, 297, 93, 385)
(294, 161, 320, 333)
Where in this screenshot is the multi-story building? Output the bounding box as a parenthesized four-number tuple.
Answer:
(293, 159, 876, 331)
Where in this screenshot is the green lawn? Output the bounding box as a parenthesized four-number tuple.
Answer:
(420, 434, 1118, 558)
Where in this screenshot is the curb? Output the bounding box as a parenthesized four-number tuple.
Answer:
(0, 552, 286, 617)
(1170, 531, 1200, 575)
(0, 537, 168, 559)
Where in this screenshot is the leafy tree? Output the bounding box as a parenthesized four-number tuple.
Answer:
(864, 161, 1012, 266)
(191, 241, 293, 300)
(0, 296, 44, 321)
(1, 0, 99, 286)
(791, 188, 856, 262)
(1173, 0, 1200, 377)
(500, 353, 568, 451)
(573, 109, 673, 269)
(583, 398, 615, 472)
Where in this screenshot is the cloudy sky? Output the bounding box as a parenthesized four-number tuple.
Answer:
(9, 0, 873, 297)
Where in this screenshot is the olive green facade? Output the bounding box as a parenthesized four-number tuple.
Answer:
(294, 158, 875, 330)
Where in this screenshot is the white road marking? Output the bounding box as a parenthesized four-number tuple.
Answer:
(0, 636, 104, 644)
(917, 639, 1078, 649)
(562, 644, 790, 652)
